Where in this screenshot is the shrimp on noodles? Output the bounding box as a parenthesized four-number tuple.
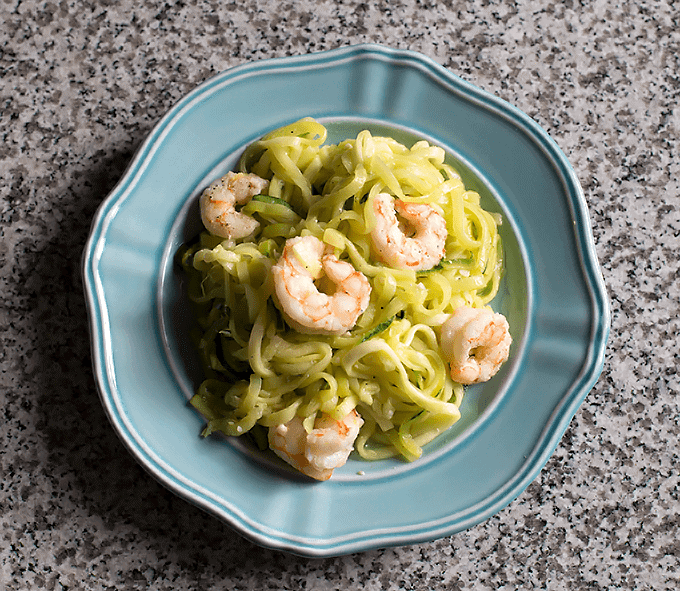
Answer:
(272, 235, 371, 335)
(268, 410, 364, 481)
(440, 306, 511, 384)
(182, 119, 515, 476)
(200, 171, 269, 239)
(370, 192, 447, 271)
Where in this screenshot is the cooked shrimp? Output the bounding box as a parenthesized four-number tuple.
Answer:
(268, 410, 364, 481)
(200, 171, 269, 239)
(370, 192, 447, 271)
(272, 235, 371, 335)
(440, 306, 511, 385)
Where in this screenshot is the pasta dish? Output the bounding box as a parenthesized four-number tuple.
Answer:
(178, 118, 511, 480)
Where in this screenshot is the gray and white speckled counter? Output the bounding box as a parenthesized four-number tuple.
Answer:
(2, 1, 678, 589)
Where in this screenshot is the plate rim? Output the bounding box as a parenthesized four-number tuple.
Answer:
(82, 43, 610, 556)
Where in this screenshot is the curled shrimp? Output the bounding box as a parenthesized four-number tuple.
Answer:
(268, 410, 364, 481)
(440, 306, 511, 385)
(370, 192, 447, 271)
(200, 171, 269, 239)
(271, 235, 371, 335)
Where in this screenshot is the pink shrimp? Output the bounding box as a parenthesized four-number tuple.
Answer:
(271, 236, 371, 335)
(370, 192, 447, 271)
(440, 306, 511, 384)
(200, 171, 269, 239)
(268, 410, 364, 481)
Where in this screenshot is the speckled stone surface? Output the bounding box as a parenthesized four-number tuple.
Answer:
(1, 0, 679, 588)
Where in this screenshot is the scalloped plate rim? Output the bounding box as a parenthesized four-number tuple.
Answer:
(82, 43, 610, 557)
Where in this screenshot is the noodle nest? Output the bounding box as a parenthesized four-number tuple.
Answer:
(179, 118, 504, 462)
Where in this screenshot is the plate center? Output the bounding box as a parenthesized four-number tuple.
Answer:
(157, 117, 530, 481)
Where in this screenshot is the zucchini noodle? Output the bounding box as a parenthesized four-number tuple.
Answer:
(179, 118, 504, 462)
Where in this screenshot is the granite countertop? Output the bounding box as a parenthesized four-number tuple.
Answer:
(2, 0, 678, 589)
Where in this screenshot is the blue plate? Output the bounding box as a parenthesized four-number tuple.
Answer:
(82, 44, 609, 556)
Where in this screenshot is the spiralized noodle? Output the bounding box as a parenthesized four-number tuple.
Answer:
(179, 118, 504, 462)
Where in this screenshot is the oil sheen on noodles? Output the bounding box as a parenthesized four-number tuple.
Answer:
(179, 118, 503, 463)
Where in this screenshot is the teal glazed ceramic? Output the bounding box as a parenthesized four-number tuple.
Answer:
(82, 44, 610, 556)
